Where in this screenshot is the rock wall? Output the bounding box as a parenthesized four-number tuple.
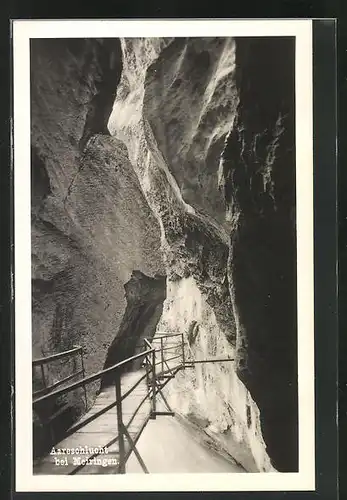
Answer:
(31, 36, 297, 472)
(222, 37, 298, 472)
(108, 37, 286, 471)
(31, 39, 164, 400)
(156, 277, 273, 472)
(101, 271, 166, 388)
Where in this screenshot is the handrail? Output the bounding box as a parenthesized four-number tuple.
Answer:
(33, 348, 154, 406)
(33, 332, 186, 474)
(60, 372, 150, 438)
(154, 353, 181, 367)
(144, 338, 152, 349)
(32, 346, 82, 366)
(32, 329, 241, 476)
(159, 344, 180, 352)
(153, 332, 183, 338)
(33, 369, 84, 398)
(184, 358, 235, 364)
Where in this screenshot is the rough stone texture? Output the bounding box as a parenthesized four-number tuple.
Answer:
(31, 39, 164, 400)
(31, 36, 297, 472)
(156, 277, 274, 472)
(109, 37, 238, 345)
(142, 37, 238, 226)
(221, 37, 298, 472)
(109, 37, 279, 471)
(101, 271, 166, 388)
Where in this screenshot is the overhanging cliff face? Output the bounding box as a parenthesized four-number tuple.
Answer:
(31, 36, 297, 472)
(108, 36, 297, 472)
(109, 38, 238, 346)
(108, 37, 277, 472)
(142, 37, 238, 225)
(101, 271, 166, 388)
(222, 38, 297, 471)
(31, 38, 164, 398)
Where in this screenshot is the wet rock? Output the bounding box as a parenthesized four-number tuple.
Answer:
(31, 38, 164, 401)
(222, 37, 297, 472)
(101, 271, 166, 388)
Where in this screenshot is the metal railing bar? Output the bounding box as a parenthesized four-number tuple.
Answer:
(32, 346, 82, 366)
(160, 345, 180, 352)
(147, 358, 183, 376)
(155, 380, 174, 414)
(153, 332, 183, 339)
(124, 414, 151, 463)
(157, 364, 183, 378)
(33, 349, 154, 406)
(65, 373, 149, 437)
(70, 433, 120, 474)
(69, 388, 152, 475)
(33, 369, 84, 398)
(63, 400, 120, 437)
(115, 376, 126, 473)
(124, 389, 152, 431)
(161, 354, 182, 364)
(151, 348, 156, 416)
(144, 338, 152, 349)
(100, 332, 182, 343)
(184, 358, 235, 365)
(151, 340, 188, 345)
(117, 372, 148, 402)
(122, 424, 149, 473)
(155, 367, 181, 392)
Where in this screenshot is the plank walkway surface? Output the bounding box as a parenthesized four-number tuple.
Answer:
(33, 335, 186, 475)
(32, 334, 236, 476)
(33, 370, 151, 475)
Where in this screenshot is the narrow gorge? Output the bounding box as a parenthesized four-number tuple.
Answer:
(31, 36, 297, 473)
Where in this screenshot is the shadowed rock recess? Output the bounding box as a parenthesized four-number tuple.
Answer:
(222, 37, 297, 472)
(30, 38, 165, 447)
(100, 271, 166, 388)
(31, 37, 297, 472)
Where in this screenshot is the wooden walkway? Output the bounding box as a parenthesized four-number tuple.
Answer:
(32, 332, 234, 475)
(34, 370, 151, 475)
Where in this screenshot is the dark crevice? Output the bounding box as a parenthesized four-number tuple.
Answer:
(223, 37, 297, 472)
(33, 398, 80, 459)
(187, 321, 199, 347)
(100, 271, 166, 389)
(31, 145, 52, 211)
(32, 270, 86, 461)
(79, 39, 123, 152)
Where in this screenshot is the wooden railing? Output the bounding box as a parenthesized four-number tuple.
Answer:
(33, 331, 234, 474)
(33, 332, 186, 474)
(32, 345, 87, 403)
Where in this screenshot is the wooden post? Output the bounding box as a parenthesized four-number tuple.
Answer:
(144, 341, 149, 389)
(181, 333, 185, 367)
(80, 349, 88, 410)
(40, 363, 47, 388)
(151, 349, 156, 419)
(48, 421, 55, 446)
(160, 337, 164, 374)
(115, 374, 126, 473)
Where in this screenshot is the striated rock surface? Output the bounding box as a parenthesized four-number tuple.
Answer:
(156, 277, 273, 472)
(222, 37, 297, 472)
(108, 37, 281, 472)
(31, 39, 164, 402)
(31, 36, 297, 472)
(101, 270, 166, 388)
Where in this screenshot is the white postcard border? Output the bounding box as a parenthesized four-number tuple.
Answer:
(13, 19, 314, 492)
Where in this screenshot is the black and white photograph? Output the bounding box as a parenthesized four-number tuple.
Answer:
(13, 19, 315, 492)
